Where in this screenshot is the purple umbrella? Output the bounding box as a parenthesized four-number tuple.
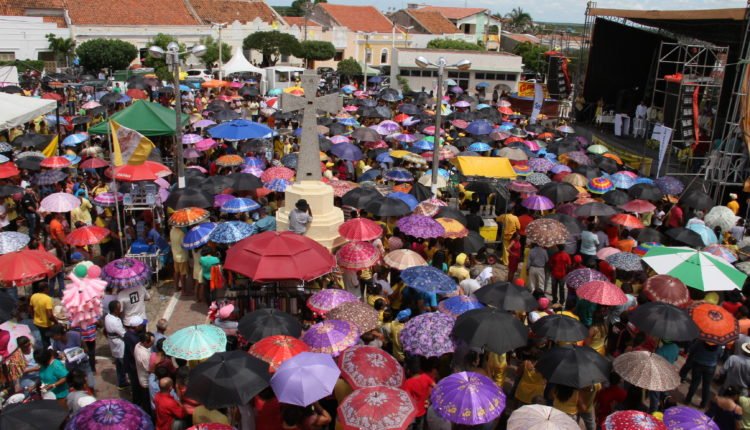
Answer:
(654, 176, 685, 195)
(93, 192, 123, 208)
(564, 268, 609, 289)
(396, 215, 445, 239)
(302, 320, 360, 356)
(550, 164, 572, 174)
(392, 133, 421, 143)
(182, 133, 203, 144)
(377, 120, 401, 134)
(664, 406, 718, 430)
(193, 119, 216, 128)
(528, 158, 556, 173)
(400, 312, 455, 357)
(270, 352, 340, 406)
(431, 372, 506, 425)
(330, 135, 349, 144)
(330, 142, 363, 161)
(101, 257, 151, 290)
(509, 180, 538, 194)
(213, 193, 234, 208)
(307, 289, 359, 315)
(65, 399, 153, 430)
(521, 195, 555, 211)
(567, 151, 592, 166)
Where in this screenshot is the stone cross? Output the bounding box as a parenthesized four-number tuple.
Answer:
(281, 70, 342, 182)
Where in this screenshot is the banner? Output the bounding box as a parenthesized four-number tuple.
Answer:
(517, 82, 550, 98)
(529, 83, 544, 124)
(691, 86, 700, 150)
(42, 135, 58, 157)
(651, 124, 673, 177)
(110, 120, 155, 166)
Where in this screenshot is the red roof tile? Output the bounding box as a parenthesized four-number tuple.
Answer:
(64, 0, 198, 25)
(406, 9, 459, 34)
(418, 6, 487, 20)
(318, 3, 393, 33)
(284, 16, 321, 27)
(0, 0, 68, 27)
(189, 0, 280, 25)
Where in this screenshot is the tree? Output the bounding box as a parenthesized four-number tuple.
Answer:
(294, 40, 335, 68)
(199, 36, 232, 70)
(337, 57, 361, 82)
(46, 34, 76, 67)
(144, 33, 187, 81)
(243, 31, 300, 67)
(513, 42, 546, 75)
(426, 38, 484, 51)
(505, 7, 533, 32)
(284, 0, 327, 17)
(76, 39, 138, 73)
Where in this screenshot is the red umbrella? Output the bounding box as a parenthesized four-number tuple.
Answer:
(125, 88, 147, 99)
(620, 199, 656, 214)
(577, 280, 628, 306)
(338, 218, 383, 241)
(450, 119, 469, 129)
(66, 226, 110, 246)
(337, 386, 416, 430)
(394, 114, 410, 123)
(337, 345, 404, 389)
(609, 213, 644, 230)
(113, 161, 171, 182)
(0, 163, 20, 179)
(41, 92, 63, 101)
(336, 241, 379, 271)
(643, 275, 690, 308)
(79, 157, 109, 169)
(261, 166, 295, 182)
(498, 106, 514, 115)
(40, 156, 72, 169)
(0, 250, 62, 286)
(604, 410, 666, 430)
(248, 335, 309, 372)
(225, 231, 335, 282)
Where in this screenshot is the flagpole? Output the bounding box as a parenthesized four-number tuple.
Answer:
(106, 118, 126, 255)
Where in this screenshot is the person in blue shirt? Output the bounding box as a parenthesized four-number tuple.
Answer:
(682, 340, 724, 408)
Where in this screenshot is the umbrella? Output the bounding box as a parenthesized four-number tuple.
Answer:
(604, 411, 666, 430)
(642, 275, 690, 308)
(536, 345, 611, 388)
(704, 206, 740, 232)
(65, 399, 153, 430)
(681, 189, 714, 210)
(438, 295, 485, 318)
(466, 120, 494, 135)
(526, 218, 568, 247)
(687, 223, 718, 246)
(238, 308, 302, 343)
(642, 246, 746, 291)
(387, 192, 419, 210)
(210, 221, 256, 244)
(522, 195, 555, 211)
(0, 399, 68, 430)
(605, 252, 643, 271)
(221, 197, 261, 213)
(248, 335, 309, 372)
(66, 226, 110, 246)
(328, 301, 379, 333)
(400, 312, 456, 357)
(629, 302, 699, 341)
(330, 142, 364, 161)
(338, 218, 382, 241)
(384, 167, 414, 182)
(40, 155, 71, 169)
(163, 324, 227, 360)
(230, 172, 263, 191)
(307, 289, 359, 315)
(564, 268, 609, 289)
(396, 215, 445, 239)
(208, 119, 273, 140)
(363, 197, 411, 217)
(474, 281, 536, 312)
(603, 189, 632, 206)
(538, 182, 578, 204)
(184, 351, 270, 409)
(383, 249, 427, 270)
(113, 161, 171, 182)
(531, 314, 589, 342)
(101, 258, 150, 290)
(182, 223, 216, 250)
(437, 206, 468, 226)
(260, 166, 295, 182)
(338, 345, 404, 389)
(169, 207, 210, 227)
(0, 232, 29, 255)
(666, 227, 705, 247)
(654, 176, 685, 195)
(629, 183, 663, 201)
(342, 188, 381, 209)
(271, 352, 340, 407)
(703, 244, 737, 263)
(507, 405, 579, 430)
(610, 172, 636, 189)
(351, 127, 380, 142)
(587, 176, 614, 194)
(92, 192, 124, 208)
(401, 266, 456, 294)
(0, 250, 62, 286)
(664, 406, 719, 430)
(337, 386, 416, 430)
(510, 180, 538, 194)
(577, 280, 628, 305)
(452, 230, 487, 254)
(620, 199, 656, 214)
(302, 320, 360, 356)
(574, 202, 617, 217)
(39, 192, 80, 213)
(688, 302, 739, 345)
(633, 227, 666, 244)
(431, 372, 506, 425)
(613, 350, 680, 392)
(609, 213, 645, 229)
(452, 307, 528, 354)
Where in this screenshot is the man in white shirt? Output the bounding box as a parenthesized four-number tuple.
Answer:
(134, 332, 154, 392)
(634, 101, 648, 138)
(104, 301, 128, 388)
(117, 285, 151, 324)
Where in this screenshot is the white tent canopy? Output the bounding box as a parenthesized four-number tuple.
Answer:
(0, 93, 56, 131)
(223, 47, 264, 76)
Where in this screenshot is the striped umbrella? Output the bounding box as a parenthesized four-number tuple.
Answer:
(643, 246, 746, 291)
(587, 176, 614, 194)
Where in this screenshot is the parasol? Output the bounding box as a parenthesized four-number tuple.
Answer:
(328, 301, 379, 333)
(338, 345, 404, 389)
(301, 320, 360, 356)
(101, 258, 151, 290)
(430, 372, 505, 425)
(271, 352, 340, 407)
(613, 351, 680, 392)
(248, 335, 309, 372)
(400, 312, 456, 357)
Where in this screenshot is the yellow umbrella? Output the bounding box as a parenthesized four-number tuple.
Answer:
(436, 217, 468, 239)
(284, 86, 304, 95)
(562, 173, 588, 187)
(390, 150, 410, 159)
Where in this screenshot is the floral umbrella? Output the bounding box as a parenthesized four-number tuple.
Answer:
(0, 231, 29, 255)
(664, 406, 719, 430)
(526, 218, 568, 247)
(400, 312, 455, 357)
(336, 241, 380, 271)
(248, 335, 309, 372)
(209, 221, 256, 244)
(338, 345, 404, 390)
(307, 289, 359, 315)
(396, 215, 445, 239)
(564, 268, 609, 289)
(688, 303, 739, 345)
(169, 207, 210, 227)
(577, 280, 628, 306)
(65, 399, 154, 430)
(436, 217, 468, 239)
(430, 372, 505, 425)
(604, 410, 666, 430)
(642, 275, 690, 308)
(337, 386, 416, 430)
(301, 320, 360, 356)
(101, 258, 151, 290)
(163, 324, 227, 360)
(328, 301, 379, 333)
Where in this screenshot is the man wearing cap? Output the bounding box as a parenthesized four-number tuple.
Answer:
(288, 199, 312, 234)
(728, 193, 740, 215)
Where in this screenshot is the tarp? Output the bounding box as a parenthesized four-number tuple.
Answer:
(452, 156, 516, 179)
(0, 94, 57, 131)
(89, 100, 188, 136)
(223, 46, 264, 76)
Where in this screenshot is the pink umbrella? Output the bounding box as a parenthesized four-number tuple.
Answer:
(40, 192, 80, 213)
(187, 165, 208, 173)
(154, 178, 170, 189)
(577, 280, 628, 306)
(184, 148, 201, 159)
(521, 195, 555, 211)
(596, 247, 621, 260)
(0, 321, 31, 352)
(182, 134, 203, 144)
(62, 273, 106, 329)
(330, 135, 349, 144)
(196, 138, 217, 151)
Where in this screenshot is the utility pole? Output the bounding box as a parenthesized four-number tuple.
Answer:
(303, 0, 313, 42)
(213, 22, 228, 80)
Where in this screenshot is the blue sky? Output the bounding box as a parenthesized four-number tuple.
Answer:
(266, 0, 747, 24)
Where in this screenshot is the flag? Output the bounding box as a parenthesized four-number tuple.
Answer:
(42, 135, 58, 157)
(530, 83, 544, 125)
(110, 120, 155, 166)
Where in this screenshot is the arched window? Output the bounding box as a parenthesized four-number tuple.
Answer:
(380, 48, 388, 64)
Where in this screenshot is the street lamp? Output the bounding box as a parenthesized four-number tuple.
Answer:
(148, 42, 206, 188)
(414, 56, 471, 197)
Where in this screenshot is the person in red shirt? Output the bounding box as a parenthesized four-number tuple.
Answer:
(154, 378, 187, 430)
(253, 388, 282, 429)
(595, 373, 627, 429)
(598, 259, 616, 282)
(507, 232, 522, 282)
(402, 358, 437, 428)
(549, 246, 572, 304)
(518, 211, 534, 245)
(666, 204, 684, 228)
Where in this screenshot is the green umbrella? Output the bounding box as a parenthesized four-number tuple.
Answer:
(586, 144, 609, 155)
(163, 324, 227, 360)
(642, 246, 746, 291)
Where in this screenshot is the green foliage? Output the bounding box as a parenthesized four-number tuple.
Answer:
(505, 7, 534, 33)
(283, 0, 327, 17)
(0, 60, 44, 73)
(426, 38, 484, 51)
(337, 57, 361, 79)
(144, 34, 187, 82)
(294, 40, 336, 66)
(397, 76, 411, 94)
(46, 33, 76, 66)
(199, 36, 232, 70)
(75, 39, 138, 73)
(243, 31, 300, 67)
(513, 41, 546, 75)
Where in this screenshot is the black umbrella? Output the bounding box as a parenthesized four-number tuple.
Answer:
(603, 189, 631, 206)
(537, 345, 611, 388)
(414, 92, 432, 105)
(319, 136, 332, 152)
(358, 107, 380, 118)
(281, 153, 298, 169)
(358, 98, 378, 108)
(374, 105, 392, 119)
(454, 137, 473, 148)
(199, 175, 235, 194)
(628, 302, 699, 341)
(213, 109, 240, 122)
(363, 197, 411, 217)
(0, 185, 23, 197)
(184, 351, 271, 409)
(595, 156, 619, 174)
(379, 88, 401, 102)
(539, 182, 578, 204)
(12, 134, 54, 149)
(239, 139, 270, 153)
(98, 92, 119, 106)
(0, 399, 68, 430)
(531, 314, 589, 342)
(350, 127, 379, 142)
(72, 116, 91, 125)
(548, 140, 579, 155)
(544, 213, 583, 236)
(666, 227, 705, 247)
(229, 172, 262, 191)
(452, 307, 529, 354)
(15, 156, 43, 171)
(0, 86, 22, 94)
(450, 230, 486, 254)
(165, 187, 213, 209)
(680, 189, 714, 210)
(474, 281, 537, 312)
(628, 183, 663, 201)
(437, 206, 467, 226)
(409, 182, 432, 202)
(632, 227, 666, 243)
(574, 166, 601, 179)
(575, 202, 617, 217)
(399, 103, 420, 115)
(207, 100, 230, 111)
(87, 106, 106, 116)
(342, 188, 381, 209)
(240, 86, 260, 98)
(238, 308, 302, 342)
(328, 122, 348, 136)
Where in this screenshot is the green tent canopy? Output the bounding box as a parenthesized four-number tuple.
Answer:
(89, 100, 188, 137)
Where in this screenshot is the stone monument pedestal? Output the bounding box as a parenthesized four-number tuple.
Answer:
(275, 180, 345, 250)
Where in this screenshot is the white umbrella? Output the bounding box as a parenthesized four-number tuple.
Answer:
(508, 404, 579, 430)
(418, 173, 448, 188)
(40, 192, 81, 213)
(642, 246, 746, 291)
(704, 205, 740, 232)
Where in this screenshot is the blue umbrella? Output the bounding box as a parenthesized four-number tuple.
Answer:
(425, 168, 450, 178)
(183, 223, 216, 250)
(412, 140, 434, 151)
(387, 192, 418, 211)
(384, 168, 413, 182)
(209, 119, 274, 140)
(117, 94, 132, 104)
(438, 295, 485, 318)
(221, 197, 261, 213)
(369, 76, 384, 83)
(62, 133, 89, 147)
(468, 142, 492, 152)
(687, 223, 718, 246)
(268, 88, 282, 96)
(476, 103, 491, 110)
(0, 142, 11, 152)
(466, 120, 494, 135)
(264, 178, 290, 192)
(0, 155, 8, 164)
(337, 117, 360, 127)
(330, 142, 363, 161)
(244, 157, 265, 169)
(45, 115, 68, 126)
(635, 177, 654, 185)
(341, 85, 356, 94)
(63, 154, 81, 165)
(401, 266, 456, 294)
(210, 221, 256, 244)
(281, 153, 298, 169)
(475, 82, 490, 88)
(610, 173, 635, 190)
(358, 169, 381, 182)
(375, 152, 394, 163)
(179, 84, 191, 91)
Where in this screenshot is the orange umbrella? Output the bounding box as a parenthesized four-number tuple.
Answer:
(603, 153, 623, 164)
(393, 183, 412, 193)
(169, 207, 210, 227)
(215, 154, 244, 167)
(436, 217, 468, 239)
(248, 335, 309, 372)
(688, 303, 738, 345)
(609, 213, 645, 230)
(201, 80, 229, 88)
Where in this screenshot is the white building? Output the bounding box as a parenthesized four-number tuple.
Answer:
(0, 16, 69, 63)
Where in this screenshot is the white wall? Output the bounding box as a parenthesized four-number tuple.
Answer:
(0, 16, 69, 61)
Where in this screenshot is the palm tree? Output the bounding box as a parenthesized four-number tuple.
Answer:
(46, 33, 76, 68)
(505, 7, 533, 33)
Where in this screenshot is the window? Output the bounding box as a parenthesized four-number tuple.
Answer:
(0, 52, 14, 62)
(380, 48, 388, 64)
(334, 51, 344, 61)
(475, 72, 485, 79)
